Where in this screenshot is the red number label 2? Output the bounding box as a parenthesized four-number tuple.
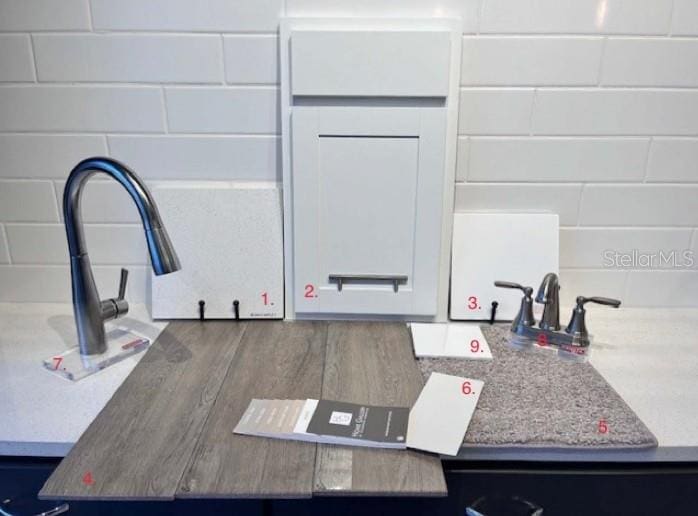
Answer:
(304, 284, 317, 299)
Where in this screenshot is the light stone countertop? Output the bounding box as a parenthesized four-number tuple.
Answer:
(0, 303, 166, 457)
(1, 303, 697, 462)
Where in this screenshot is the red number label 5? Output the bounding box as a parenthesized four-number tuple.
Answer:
(598, 419, 609, 434)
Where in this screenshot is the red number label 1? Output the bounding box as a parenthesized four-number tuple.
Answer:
(461, 381, 473, 395)
(470, 339, 480, 353)
(261, 292, 269, 305)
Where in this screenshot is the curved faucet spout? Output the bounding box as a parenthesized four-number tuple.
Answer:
(535, 272, 560, 331)
(64, 157, 180, 355)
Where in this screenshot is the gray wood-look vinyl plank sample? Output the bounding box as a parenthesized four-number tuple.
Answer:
(40, 321, 247, 501)
(314, 322, 447, 497)
(177, 321, 327, 499)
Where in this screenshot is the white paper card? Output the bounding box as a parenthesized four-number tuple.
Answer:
(410, 323, 492, 359)
(407, 372, 484, 456)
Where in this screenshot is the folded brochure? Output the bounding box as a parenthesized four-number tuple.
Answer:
(233, 372, 483, 456)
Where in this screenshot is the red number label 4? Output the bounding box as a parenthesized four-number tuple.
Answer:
(82, 471, 95, 486)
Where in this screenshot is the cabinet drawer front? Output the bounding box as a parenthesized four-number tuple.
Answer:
(292, 107, 445, 315)
(290, 30, 451, 98)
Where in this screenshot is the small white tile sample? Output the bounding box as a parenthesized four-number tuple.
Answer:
(0, 180, 58, 222)
(560, 228, 693, 269)
(411, 323, 492, 359)
(455, 184, 582, 226)
(407, 372, 484, 456)
(450, 213, 559, 321)
(224, 35, 278, 84)
(625, 271, 698, 307)
(461, 37, 602, 86)
(459, 89, 534, 135)
(6, 224, 147, 265)
(33, 34, 223, 83)
(532, 90, 698, 136)
(0, 0, 90, 31)
(286, 0, 481, 34)
(646, 138, 698, 182)
(601, 39, 698, 87)
(91, 0, 283, 32)
(0, 86, 164, 133)
(467, 137, 648, 182)
(578, 185, 698, 226)
(165, 87, 278, 134)
(150, 183, 284, 319)
(108, 135, 279, 181)
(672, 0, 698, 36)
(0, 135, 106, 179)
(0, 35, 34, 82)
(480, 0, 672, 35)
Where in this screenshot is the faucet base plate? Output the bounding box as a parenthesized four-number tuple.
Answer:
(43, 327, 150, 382)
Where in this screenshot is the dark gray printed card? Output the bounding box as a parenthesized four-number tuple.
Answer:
(306, 400, 409, 445)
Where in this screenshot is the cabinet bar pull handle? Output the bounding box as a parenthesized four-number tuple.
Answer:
(328, 274, 408, 293)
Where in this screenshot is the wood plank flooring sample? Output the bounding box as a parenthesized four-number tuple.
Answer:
(314, 322, 447, 497)
(40, 322, 247, 501)
(178, 321, 327, 499)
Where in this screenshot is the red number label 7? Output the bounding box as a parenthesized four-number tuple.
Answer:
(52, 356, 63, 370)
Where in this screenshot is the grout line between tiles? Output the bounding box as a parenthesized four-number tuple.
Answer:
(642, 137, 653, 182)
(28, 34, 39, 83)
(0, 224, 11, 265)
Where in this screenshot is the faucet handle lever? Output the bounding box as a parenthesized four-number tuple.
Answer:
(577, 296, 621, 309)
(494, 281, 533, 296)
(118, 268, 128, 300)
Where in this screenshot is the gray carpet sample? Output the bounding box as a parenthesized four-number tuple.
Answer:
(417, 324, 658, 449)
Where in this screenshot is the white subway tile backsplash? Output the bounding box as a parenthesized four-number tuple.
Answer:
(91, 0, 282, 32)
(559, 269, 628, 307)
(625, 270, 698, 307)
(646, 138, 698, 182)
(0, 225, 9, 264)
(454, 183, 582, 225)
(54, 180, 140, 223)
(108, 135, 279, 181)
(467, 137, 648, 182)
(455, 137, 469, 182)
(0, 180, 58, 222)
(286, 0, 481, 34)
(461, 37, 602, 86)
(0, 0, 90, 31)
(481, 0, 672, 35)
(532, 90, 698, 136)
(0, 265, 148, 303)
(560, 228, 692, 269)
(224, 36, 278, 84)
(671, 0, 698, 36)
(579, 185, 698, 226)
(6, 224, 147, 265)
(165, 87, 279, 134)
(0, 86, 165, 133)
(0, 135, 106, 179)
(0, 35, 34, 82)
(458, 89, 534, 135)
(33, 35, 223, 84)
(601, 38, 698, 87)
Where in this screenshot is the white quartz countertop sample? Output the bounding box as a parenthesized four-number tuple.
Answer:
(0, 303, 166, 457)
(1, 304, 697, 461)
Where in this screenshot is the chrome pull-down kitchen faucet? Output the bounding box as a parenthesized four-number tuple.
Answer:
(64, 157, 180, 356)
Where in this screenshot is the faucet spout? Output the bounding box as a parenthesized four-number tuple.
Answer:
(64, 157, 180, 355)
(535, 272, 560, 331)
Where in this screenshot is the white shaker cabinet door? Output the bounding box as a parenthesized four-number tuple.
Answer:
(291, 107, 446, 316)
